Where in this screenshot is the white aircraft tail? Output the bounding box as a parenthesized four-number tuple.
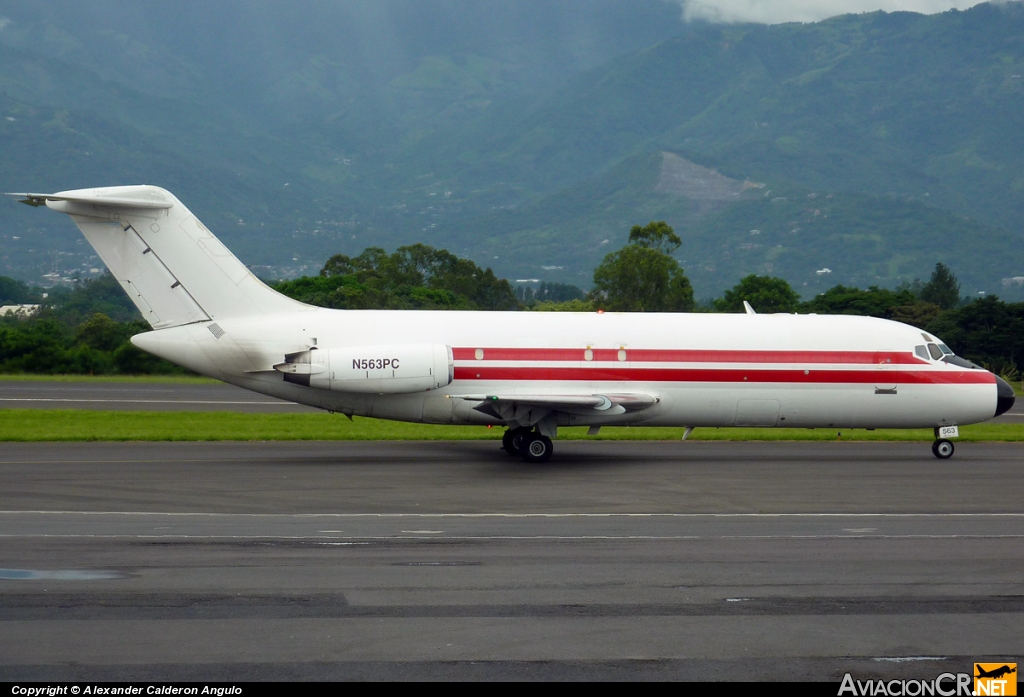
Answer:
(13, 186, 305, 328)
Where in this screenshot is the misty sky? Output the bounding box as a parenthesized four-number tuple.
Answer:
(679, 0, 994, 23)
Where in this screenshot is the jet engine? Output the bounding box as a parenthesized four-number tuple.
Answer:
(274, 343, 453, 394)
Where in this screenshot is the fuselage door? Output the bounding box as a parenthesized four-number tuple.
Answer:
(875, 352, 898, 393)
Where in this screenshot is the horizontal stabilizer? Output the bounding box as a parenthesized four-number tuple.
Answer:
(8, 191, 173, 210)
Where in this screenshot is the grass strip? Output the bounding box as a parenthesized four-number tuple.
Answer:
(1, 409, 1022, 442)
(0, 374, 216, 384)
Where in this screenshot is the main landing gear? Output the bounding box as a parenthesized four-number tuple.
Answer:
(502, 427, 554, 463)
(931, 439, 954, 459)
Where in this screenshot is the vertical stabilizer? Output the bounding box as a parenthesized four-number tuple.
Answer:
(14, 186, 305, 328)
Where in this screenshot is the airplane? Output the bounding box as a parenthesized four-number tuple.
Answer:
(975, 665, 1017, 680)
(9, 185, 1015, 462)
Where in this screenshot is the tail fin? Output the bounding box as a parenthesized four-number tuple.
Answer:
(12, 186, 305, 328)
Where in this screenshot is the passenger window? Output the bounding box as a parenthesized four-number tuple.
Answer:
(927, 344, 943, 360)
(914, 345, 929, 360)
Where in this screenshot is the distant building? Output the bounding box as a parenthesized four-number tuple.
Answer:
(0, 304, 40, 318)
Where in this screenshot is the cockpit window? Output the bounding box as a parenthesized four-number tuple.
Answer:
(938, 344, 953, 355)
(914, 345, 929, 360)
(927, 343, 943, 360)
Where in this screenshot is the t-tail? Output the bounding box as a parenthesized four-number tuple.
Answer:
(10, 186, 303, 327)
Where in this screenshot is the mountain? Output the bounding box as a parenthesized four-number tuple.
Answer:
(0, 0, 684, 280)
(409, 3, 1024, 296)
(1, 1, 1023, 299)
(411, 4, 1024, 225)
(442, 150, 1022, 298)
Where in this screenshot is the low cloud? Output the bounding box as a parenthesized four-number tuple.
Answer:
(678, 1, 989, 24)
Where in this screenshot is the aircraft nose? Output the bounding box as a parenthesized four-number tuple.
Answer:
(994, 375, 1016, 417)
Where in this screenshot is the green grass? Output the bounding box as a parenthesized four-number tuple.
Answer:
(0, 374, 217, 384)
(1, 409, 1021, 442)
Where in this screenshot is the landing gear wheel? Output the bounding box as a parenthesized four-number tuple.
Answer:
(932, 439, 955, 459)
(520, 433, 553, 463)
(502, 427, 529, 456)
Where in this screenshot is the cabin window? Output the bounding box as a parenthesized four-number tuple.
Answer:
(927, 344, 943, 360)
(914, 345, 928, 360)
(584, 348, 594, 361)
(617, 349, 627, 362)
(474, 348, 484, 360)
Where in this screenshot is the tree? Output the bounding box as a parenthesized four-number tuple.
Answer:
(627, 221, 681, 255)
(0, 276, 40, 305)
(889, 301, 943, 329)
(590, 222, 694, 312)
(75, 313, 132, 352)
(919, 263, 961, 310)
(320, 247, 388, 278)
(517, 282, 585, 306)
(287, 244, 520, 310)
(715, 275, 800, 313)
(45, 273, 141, 324)
(531, 298, 595, 312)
(925, 296, 1024, 378)
(801, 285, 917, 318)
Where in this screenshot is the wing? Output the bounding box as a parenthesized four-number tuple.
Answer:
(450, 393, 658, 421)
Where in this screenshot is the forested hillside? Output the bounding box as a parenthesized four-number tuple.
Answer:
(427, 4, 1024, 294)
(1, 2, 1023, 298)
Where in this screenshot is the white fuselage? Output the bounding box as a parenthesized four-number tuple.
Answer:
(133, 307, 999, 431)
(18, 184, 1001, 437)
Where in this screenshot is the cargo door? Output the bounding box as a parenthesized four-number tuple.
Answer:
(874, 352, 898, 395)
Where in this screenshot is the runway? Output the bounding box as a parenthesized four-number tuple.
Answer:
(0, 379, 319, 412)
(1, 440, 1022, 681)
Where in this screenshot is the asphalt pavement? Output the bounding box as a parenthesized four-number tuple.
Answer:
(0, 440, 1021, 681)
(0, 379, 319, 412)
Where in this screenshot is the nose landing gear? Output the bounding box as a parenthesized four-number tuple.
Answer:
(501, 427, 554, 463)
(931, 439, 954, 459)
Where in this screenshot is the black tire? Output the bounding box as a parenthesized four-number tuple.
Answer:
(932, 439, 955, 459)
(520, 434, 553, 463)
(502, 428, 528, 456)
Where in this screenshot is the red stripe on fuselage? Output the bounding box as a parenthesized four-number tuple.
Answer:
(452, 347, 929, 364)
(452, 366, 995, 385)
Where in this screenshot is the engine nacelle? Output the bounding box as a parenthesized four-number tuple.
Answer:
(275, 343, 453, 394)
